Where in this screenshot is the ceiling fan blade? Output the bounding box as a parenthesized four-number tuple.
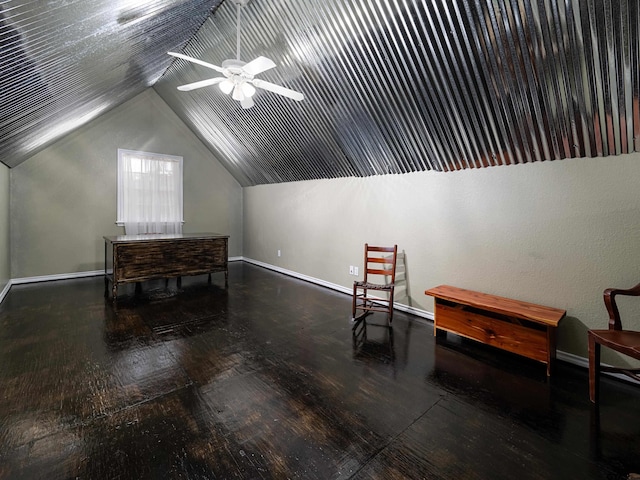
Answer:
(168, 52, 225, 74)
(242, 56, 276, 76)
(241, 96, 255, 109)
(251, 79, 304, 101)
(177, 77, 226, 91)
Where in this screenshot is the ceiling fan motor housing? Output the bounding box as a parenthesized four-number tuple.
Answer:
(222, 59, 247, 71)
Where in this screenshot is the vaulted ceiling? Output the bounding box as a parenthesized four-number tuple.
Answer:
(1, 0, 639, 186)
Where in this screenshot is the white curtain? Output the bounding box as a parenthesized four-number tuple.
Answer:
(123, 221, 182, 235)
(118, 150, 183, 235)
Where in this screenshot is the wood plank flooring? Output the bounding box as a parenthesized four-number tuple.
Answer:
(0, 262, 639, 479)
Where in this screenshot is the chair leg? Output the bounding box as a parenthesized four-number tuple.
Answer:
(588, 333, 601, 404)
(388, 287, 395, 324)
(352, 283, 357, 320)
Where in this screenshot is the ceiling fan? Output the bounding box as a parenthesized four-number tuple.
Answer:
(168, 0, 304, 109)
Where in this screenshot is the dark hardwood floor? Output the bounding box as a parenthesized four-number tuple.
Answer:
(1, 262, 639, 479)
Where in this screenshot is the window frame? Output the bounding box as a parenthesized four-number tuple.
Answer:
(116, 148, 184, 227)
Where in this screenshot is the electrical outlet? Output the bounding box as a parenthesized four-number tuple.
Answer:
(277, 250, 281, 257)
(349, 265, 354, 275)
(354, 266, 359, 276)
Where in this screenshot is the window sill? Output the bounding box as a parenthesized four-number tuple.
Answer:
(115, 221, 185, 226)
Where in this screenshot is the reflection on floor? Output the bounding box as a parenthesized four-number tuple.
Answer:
(0, 262, 639, 479)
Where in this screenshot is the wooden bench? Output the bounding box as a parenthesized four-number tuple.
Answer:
(425, 285, 566, 376)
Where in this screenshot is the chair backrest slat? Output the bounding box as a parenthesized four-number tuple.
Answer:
(367, 257, 389, 264)
(363, 243, 398, 285)
(368, 268, 393, 276)
(367, 246, 396, 252)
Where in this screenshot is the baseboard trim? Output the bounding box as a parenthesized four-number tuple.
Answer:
(242, 257, 610, 375)
(243, 257, 352, 294)
(556, 349, 588, 369)
(8, 257, 244, 289)
(242, 257, 434, 320)
(0, 280, 11, 304)
(11, 270, 105, 285)
(0, 257, 631, 382)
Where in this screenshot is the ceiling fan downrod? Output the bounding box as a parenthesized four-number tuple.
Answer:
(236, 2, 241, 60)
(233, 0, 250, 61)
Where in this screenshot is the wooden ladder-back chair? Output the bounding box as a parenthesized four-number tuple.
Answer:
(589, 282, 640, 404)
(352, 244, 398, 324)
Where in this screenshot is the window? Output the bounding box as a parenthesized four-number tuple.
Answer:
(117, 149, 183, 235)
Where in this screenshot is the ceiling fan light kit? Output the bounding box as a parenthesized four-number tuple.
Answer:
(219, 79, 234, 95)
(168, 0, 304, 109)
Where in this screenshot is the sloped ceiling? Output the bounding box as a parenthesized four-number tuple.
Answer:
(2, 1, 639, 187)
(0, 0, 222, 168)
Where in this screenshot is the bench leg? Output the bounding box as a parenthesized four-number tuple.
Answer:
(546, 327, 557, 377)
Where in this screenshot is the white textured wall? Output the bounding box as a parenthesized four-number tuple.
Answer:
(10, 89, 243, 278)
(243, 155, 640, 359)
(0, 163, 9, 292)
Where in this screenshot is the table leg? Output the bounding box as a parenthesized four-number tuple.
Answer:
(104, 241, 108, 297)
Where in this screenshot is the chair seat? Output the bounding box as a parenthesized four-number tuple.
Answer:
(354, 281, 394, 291)
(589, 329, 640, 359)
(589, 283, 640, 404)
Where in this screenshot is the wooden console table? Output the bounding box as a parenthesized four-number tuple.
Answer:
(425, 285, 565, 376)
(104, 233, 229, 298)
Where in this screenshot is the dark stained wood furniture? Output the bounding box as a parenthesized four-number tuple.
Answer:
(425, 285, 566, 376)
(352, 244, 398, 325)
(588, 283, 640, 404)
(104, 232, 229, 298)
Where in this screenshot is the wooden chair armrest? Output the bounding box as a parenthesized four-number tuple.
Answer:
(604, 283, 640, 297)
(603, 283, 640, 330)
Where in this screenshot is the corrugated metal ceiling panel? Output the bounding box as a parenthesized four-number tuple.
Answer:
(1, 0, 638, 186)
(156, 0, 640, 186)
(0, 0, 222, 168)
